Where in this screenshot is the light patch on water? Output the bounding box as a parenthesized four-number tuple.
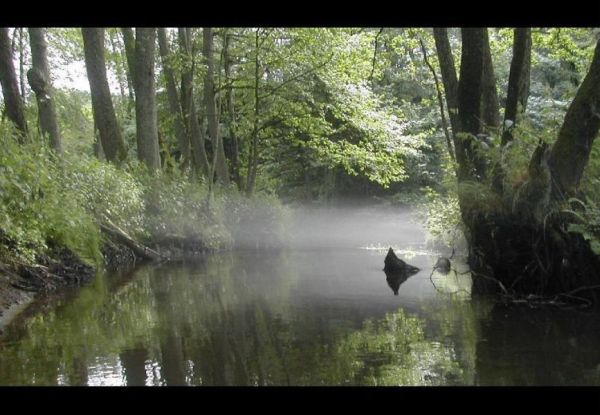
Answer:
(56, 373, 67, 386)
(87, 355, 124, 386)
(145, 360, 162, 386)
(359, 243, 432, 259)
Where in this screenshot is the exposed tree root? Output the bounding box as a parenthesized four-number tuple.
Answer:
(465, 211, 600, 306)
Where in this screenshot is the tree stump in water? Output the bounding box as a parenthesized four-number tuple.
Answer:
(383, 247, 420, 274)
(383, 248, 420, 295)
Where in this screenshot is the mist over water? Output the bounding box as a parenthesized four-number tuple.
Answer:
(2, 204, 600, 385)
(289, 204, 426, 250)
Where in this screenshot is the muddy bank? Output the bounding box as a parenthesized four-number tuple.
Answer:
(0, 247, 97, 329)
(0, 232, 218, 329)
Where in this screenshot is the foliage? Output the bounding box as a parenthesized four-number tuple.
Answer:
(0, 130, 101, 265)
(564, 198, 600, 255)
(58, 154, 146, 237)
(420, 186, 463, 247)
(221, 190, 290, 249)
(135, 168, 232, 250)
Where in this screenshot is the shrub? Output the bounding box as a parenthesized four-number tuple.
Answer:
(0, 132, 101, 265)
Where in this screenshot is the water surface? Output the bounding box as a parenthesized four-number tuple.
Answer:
(1, 207, 599, 385)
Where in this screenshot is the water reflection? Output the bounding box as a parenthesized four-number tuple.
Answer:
(0, 245, 599, 385)
(384, 269, 417, 296)
(475, 305, 600, 385)
(0, 249, 470, 386)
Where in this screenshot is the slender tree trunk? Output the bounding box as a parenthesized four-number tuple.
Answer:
(27, 28, 62, 153)
(81, 28, 127, 163)
(203, 27, 230, 186)
(492, 28, 532, 195)
(246, 29, 261, 196)
(93, 117, 105, 161)
(157, 28, 190, 168)
(481, 29, 500, 133)
(133, 28, 160, 171)
(121, 28, 136, 91)
(19, 28, 26, 100)
(223, 32, 243, 190)
(419, 37, 455, 161)
(548, 38, 600, 198)
(433, 28, 461, 137)
(179, 28, 210, 178)
(0, 27, 28, 139)
(119, 28, 135, 115)
(108, 29, 128, 121)
(457, 28, 486, 182)
(501, 28, 532, 145)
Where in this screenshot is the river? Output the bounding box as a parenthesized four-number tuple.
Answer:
(1, 206, 599, 385)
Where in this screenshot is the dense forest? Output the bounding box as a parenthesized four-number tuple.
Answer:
(1, 27, 600, 316)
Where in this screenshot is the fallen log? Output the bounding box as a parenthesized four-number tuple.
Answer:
(99, 220, 168, 262)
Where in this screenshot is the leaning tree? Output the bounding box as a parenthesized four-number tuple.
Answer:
(434, 29, 600, 299)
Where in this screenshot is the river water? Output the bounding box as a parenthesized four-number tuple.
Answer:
(1, 206, 600, 386)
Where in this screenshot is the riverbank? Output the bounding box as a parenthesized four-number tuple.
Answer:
(0, 138, 288, 328)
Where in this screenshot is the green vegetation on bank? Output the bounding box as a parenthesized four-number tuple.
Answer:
(1, 27, 600, 299)
(0, 128, 287, 269)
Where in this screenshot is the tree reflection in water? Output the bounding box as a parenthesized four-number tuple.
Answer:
(1, 249, 598, 385)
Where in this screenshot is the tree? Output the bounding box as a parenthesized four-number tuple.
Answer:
(0, 27, 28, 139)
(157, 28, 189, 168)
(223, 30, 243, 190)
(501, 28, 532, 145)
(549, 38, 600, 198)
(120, 28, 136, 95)
(419, 37, 455, 161)
(492, 28, 532, 195)
(81, 28, 127, 163)
(179, 28, 210, 178)
(480, 29, 500, 133)
(203, 27, 230, 186)
(133, 28, 161, 172)
(457, 28, 486, 182)
(28, 27, 62, 153)
(245, 28, 262, 196)
(433, 28, 461, 138)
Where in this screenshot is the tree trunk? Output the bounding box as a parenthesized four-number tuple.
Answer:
(81, 28, 127, 163)
(223, 32, 243, 190)
(492, 28, 532, 195)
(481, 29, 500, 133)
(549, 38, 600, 198)
(119, 28, 136, 114)
(19, 28, 26, 100)
(121, 28, 136, 93)
(419, 37, 455, 161)
(27, 28, 62, 153)
(179, 28, 210, 178)
(457, 28, 486, 182)
(0, 27, 28, 139)
(133, 28, 161, 172)
(433, 28, 461, 137)
(501, 28, 532, 145)
(246, 29, 261, 196)
(157, 28, 190, 168)
(107, 29, 128, 121)
(203, 27, 230, 186)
